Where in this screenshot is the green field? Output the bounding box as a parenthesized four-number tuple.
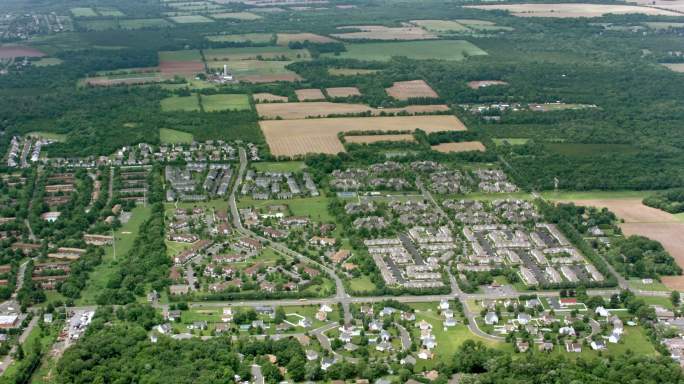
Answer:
(456, 19, 513, 32)
(238, 196, 333, 222)
(210, 12, 262, 20)
(161, 95, 201, 112)
(210, 60, 296, 77)
(206, 33, 274, 43)
(326, 40, 487, 61)
(201, 94, 251, 112)
(541, 190, 656, 200)
(252, 161, 306, 172)
(348, 275, 376, 292)
(79, 20, 118, 31)
(160, 128, 194, 144)
(121, 18, 173, 29)
(71, 7, 98, 17)
(628, 278, 671, 292)
(204, 46, 309, 61)
(643, 22, 684, 30)
(159, 49, 202, 62)
(492, 138, 530, 146)
(168, 15, 214, 23)
(77, 206, 152, 305)
(411, 19, 470, 32)
(26, 131, 67, 142)
(96, 7, 125, 17)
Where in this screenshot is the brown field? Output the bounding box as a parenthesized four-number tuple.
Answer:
(331, 25, 437, 40)
(0, 45, 46, 59)
(432, 141, 486, 153)
(467, 80, 509, 89)
(386, 80, 439, 100)
(295, 88, 326, 101)
(557, 199, 677, 223)
(159, 61, 205, 77)
(627, 0, 684, 12)
(326, 87, 361, 97)
(261, 115, 466, 156)
(663, 63, 684, 73)
(345, 134, 416, 144)
(465, 3, 680, 17)
(276, 33, 337, 45)
(256, 102, 449, 119)
(253, 93, 289, 102)
(622, 223, 684, 289)
(241, 73, 302, 83)
(85, 75, 162, 86)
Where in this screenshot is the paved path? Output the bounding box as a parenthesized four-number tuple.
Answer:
(395, 323, 411, 351)
(251, 364, 264, 384)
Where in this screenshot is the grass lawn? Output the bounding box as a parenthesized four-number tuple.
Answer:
(32, 58, 63, 67)
(77, 206, 151, 305)
(325, 40, 487, 61)
(628, 278, 671, 292)
(201, 94, 251, 112)
(348, 275, 376, 292)
(637, 295, 675, 310)
(674, 213, 684, 222)
(206, 33, 273, 43)
(238, 196, 333, 222)
(158, 50, 202, 62)
(164, 199, 229, 213)
(166, 240, 193, 258)
(26, 131, 67, 142)
(160, 128, 194, 145)
(161, 95, 200, 112)
(252, 161, 306, 173)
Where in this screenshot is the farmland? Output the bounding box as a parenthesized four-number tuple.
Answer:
(431, 141, 486, 153)
(206, 33, 273, 43)
(218, 60, 300, 82)
(386, 79, 439, 100)
(0, 45, 45, 59)
(168, 15, 215, 23)
(331, 25, 437, 40)
(203, 46, 308, 61)
(261, 115, 467, 156)
(201, 94, 251, 112)
(256, 102, 449, 119)
(294, 88, 325, 101)
(663, 63, 684, 73)
(161, 95, 201, 112)
(465, 3, 680, 17)
(210, 12, 262, 20)
(326, 87, 361, 98)
(345, 134, 416, 144)
(276, 33, 337, 45)
(327, 40, 487, 61)
(253, 92, 289, 102)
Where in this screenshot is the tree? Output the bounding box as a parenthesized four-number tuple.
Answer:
(672, 291, 681, 308)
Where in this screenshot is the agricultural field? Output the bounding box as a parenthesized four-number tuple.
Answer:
(160, 128, 194, 144)
(168, 15, 215, 23)
(252, 92, 289, 102)
(210, 12, 262, 20)
(219, 60, 301, 82)
(0, 45, 45, 59)
(206, 33, 274, 43)
(161, 95, 201, 112)
(386, 79, 439, 100)
(260, 115, 466, 156)
(276, 33, 337, 45)
(663, 63, 684, 73)
(431, 141, 486, 153)
(325, 87, 361, 97)
(84, 71, 162, 86)
(32, 57, 63, 67)
(159, 50, 202, 62)
(643, 22, 684, 30)
(327, 40, 487, 61)
(331, 25, 437, 40)
(120, 18, 173, 29)
(345, 134, 416, 144)
(411, 19, 513, 33)
(201, 94, 251, 112)
(204, 46, 309, 61)
(465, 3, 680, 17)
(96, 7, 125, 17)
(256, 102, 449, 119)
(295, 88, 325, 101)
(70, 7, 99, 17)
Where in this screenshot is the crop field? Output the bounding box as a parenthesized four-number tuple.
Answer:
(256, 102, 449, 119)
(206, 33, 273, 43)
(211, 60, 301, 82)
(79, 20, 118, 31)
(295, 88, 325, 101)
(326, 87, 361, 97)
(455, 19, 514, 31)
(168, 15, 215, 23)
(345, 134, 416, 144)
(328, 68, 380, 76)
(492, 138, 530, 146)
(554, 198, 677, 223)
(201, 94, 251, 111)
(96, 7, 125, 16)
(0, 45, 45, 59)
(159, 50, 202, 62)
(623, 223, 684, 289)
(210, 12, 262, 20)
(159, 51, 204, 78)
(70, 7, 98, 17)
(644, 22, 684, 30)
(331, 25, 437, 40)
(204, 46, 308, 61)
(328, 40, 487, 61)
(465, 3, 680, 17)
(160, 128, 194, 144)
(261, 115, 466, 156)
(276, 33, 337, 45)
(120, 18, 173, 29)
(663, 63, 684, 73)
(161, 95, 201, 112)
(467, 80, 509, 89)
(411, 20, 469, 32)
(253, 92, 289, 102)
(386, 80, 439, 100)
(431, 141, 486, 153)
(85, 72, 163, 86)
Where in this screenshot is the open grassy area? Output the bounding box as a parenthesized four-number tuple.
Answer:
(26, 131, 67, 142)
(210, 12, 262, 20)
(348, 275, 376, 292)
(121, 18, 173, 29)
(204, 46, 308, 61)
(201, 94, 251, 112)
(252, 161, 306, 173)
(160, 128, 194, 144)
(206, 33, 274, 43)
(77, 206, 152, 305)
(628, 278, 671, 292)
(325, 40, 487, 61)
(541, 190, 656, 200)
(33, 58, 63, 67)
(159, 50, 202, 62)
(237, 196, 333, 222)
(492, 138, 530, 146)
(70, 7, 98, 17)
(168, 15, 214, 23)
(160, 95, 200, 112)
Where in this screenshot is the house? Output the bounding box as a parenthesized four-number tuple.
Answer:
(608, 330, 621, 343)
(517, 313, 531, 325)
(402, 311, 416, 321)
(612, 317, 624, 335)
(310, 236, 336, 247)
(166, 310, 181, 322)
(369, 320, 383, 332)
(525, 298, 541, 309)
(320, 304, 333, 313)
(595, 306, 610, 317)
(321, 357, 336, 370)
(591, 340, 606, 350)
(315, 311, 327, 321)
(539, 342, 554, 352)
(376, 341, 393, 352)
(559, 326, 576, 336)
(439, 299, 450, 310)
(238, 237, 262, 251)
(298, 318, 312, 328)
(43, 313, 53, 323)
(169, 284, 190, 295)
(215, 323, 230, 333)
(516, 340, 529, 352)
(260, 281, 276, 293)
(559, 298, 578, 308)
(380, 330, 391, 341)
(485, 312, 499, 325)
(306, 349, 319, 361)
(331, 249, 351, 264)
(418, 349, 434, 360)
(422, 335, 437, 349)
(157, 324, 172, 334)
(418, 319, 432, 330)
(339, 332, 352, 343)
(444, 318, 457, 327)
(381, 307, 396, 317)
(565, 341, 582, 353)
